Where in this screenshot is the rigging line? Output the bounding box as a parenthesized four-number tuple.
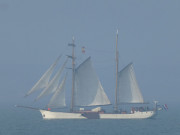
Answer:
(15, 105, 40, 110)
(94, 65, 115, 70)
(86, 48, 114, 54)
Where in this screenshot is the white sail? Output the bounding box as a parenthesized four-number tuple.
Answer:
(74, 57, 110, 106)
(25, 55, 61, 97)
(117, 63, 144, 104)
(35, 58, 68, 101)
(47, 74, 67, 108)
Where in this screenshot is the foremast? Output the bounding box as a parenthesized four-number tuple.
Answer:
(114, 29, 119, 112)
(68, 37, 75, 112)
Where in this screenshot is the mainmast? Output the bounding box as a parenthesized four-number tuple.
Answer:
(68, 37, 75, 112)
(115, 29, 119, 112)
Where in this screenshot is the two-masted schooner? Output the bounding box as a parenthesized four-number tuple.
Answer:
(20, 32, 156, 119)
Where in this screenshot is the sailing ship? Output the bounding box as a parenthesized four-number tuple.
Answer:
(21, 31, 157, 119)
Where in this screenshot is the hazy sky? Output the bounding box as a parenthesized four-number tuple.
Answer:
(0, 0, 179, 107)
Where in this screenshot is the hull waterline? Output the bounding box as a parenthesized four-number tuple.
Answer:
(40, 110, 156, 119)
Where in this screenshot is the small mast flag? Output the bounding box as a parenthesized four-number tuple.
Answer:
(163, 104, 168, 110)
(82, 46, 85, 53)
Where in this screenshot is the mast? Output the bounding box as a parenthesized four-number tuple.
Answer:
(115, 29, 119, 112)
(68, 37, 75, 112)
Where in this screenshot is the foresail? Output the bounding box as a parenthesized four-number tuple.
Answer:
(74, 57, 110, 106)
(117, 63, 144, 104)
(25, 55, 61, 97)
(47, 74, 67, 108)
(35, 58, 68, 101)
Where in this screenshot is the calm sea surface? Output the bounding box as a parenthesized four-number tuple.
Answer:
(1, 105, 180, 135)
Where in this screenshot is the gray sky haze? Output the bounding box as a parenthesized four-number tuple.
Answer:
(0, 0, 180, 107)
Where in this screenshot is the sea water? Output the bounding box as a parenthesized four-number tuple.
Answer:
(1, 105, 180, 135)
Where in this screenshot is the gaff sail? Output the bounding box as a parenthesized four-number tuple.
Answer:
(74, 57, 111, 106)
(117, 63, 144, 104)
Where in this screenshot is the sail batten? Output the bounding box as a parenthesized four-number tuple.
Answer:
(35, 58, 68, 101)
(25, 55, 61, 97)
(117, 63, 144, 104)
(74, 57, 110, 106)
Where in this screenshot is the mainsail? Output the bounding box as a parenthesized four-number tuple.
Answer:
(35, 58, 68, 101)
(117, 63, 144, 104)
(47, 74, 67, 108)
(74, 57, 110, 106)
(25, 55, 61, 97)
